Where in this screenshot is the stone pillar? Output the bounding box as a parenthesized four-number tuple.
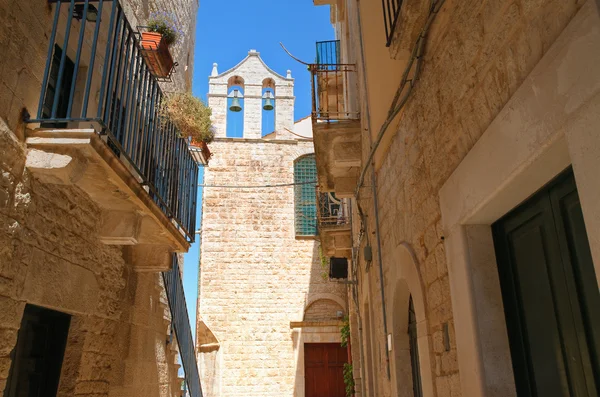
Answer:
(208, 67, 227, 138)
(275, 72, 295, 132)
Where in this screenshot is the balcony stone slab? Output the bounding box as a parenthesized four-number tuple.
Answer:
(24, 128, 189, 271)
(313, 119, 361, 198)
(320, 224, 352, 259)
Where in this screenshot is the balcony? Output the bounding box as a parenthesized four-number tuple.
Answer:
(310, 40, 361, 197)
(317, 190, 352, 259)
(23, 0, 201, 269)
(163, 254, 203, 397)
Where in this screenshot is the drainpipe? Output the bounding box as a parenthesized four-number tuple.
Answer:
(354, 0, 391, 382)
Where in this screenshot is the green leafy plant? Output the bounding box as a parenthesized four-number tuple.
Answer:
(147, 11, 183, 46)
(340, 315, 350, 348)
(318, 243, 329, 281)
(160, 92, 214, 143)
(343, 363, 355, 397)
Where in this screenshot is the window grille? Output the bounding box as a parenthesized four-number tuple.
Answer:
(382, 0, 404, 47)
(408, 296, 424, 397)
(294, 155, 318, 236)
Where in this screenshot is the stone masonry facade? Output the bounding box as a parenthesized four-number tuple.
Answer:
(198, 138, 347, 397)
(198, 52, 348, 396)
(330, 1, 590, 397)
(0, 0, 198, 395)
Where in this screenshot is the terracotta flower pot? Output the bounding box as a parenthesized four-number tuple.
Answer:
(190, 139, 212, 162)
(139, 32, 174, 78)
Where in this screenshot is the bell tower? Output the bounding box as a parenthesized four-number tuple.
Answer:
(207, 49, 295, 139)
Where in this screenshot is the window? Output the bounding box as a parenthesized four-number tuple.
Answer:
(5, 304, 71, 397)
(294, 154, 317, 236)
(41, 45, 75, 128)
(408, 296, 423, 397)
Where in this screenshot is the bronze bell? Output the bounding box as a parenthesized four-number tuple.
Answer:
(262, 91, 274, 111)
(229, 89, 242, 112)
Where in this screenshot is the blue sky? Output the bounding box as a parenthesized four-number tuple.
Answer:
(182, 1, 334, 339)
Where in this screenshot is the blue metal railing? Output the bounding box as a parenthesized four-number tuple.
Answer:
(310, 40, 358, 121)
(316, 40, 340, 66)
(163, 255, 203, 397)
(29, 0, 197, 242)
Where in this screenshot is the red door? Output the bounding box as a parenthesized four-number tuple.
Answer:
(305, 343, 346, 397)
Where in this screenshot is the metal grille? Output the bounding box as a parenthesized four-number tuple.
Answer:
(294, 155, 318, 236)
(163, 255, 203, 397)
(382, 0, 404, 47)
(32, 0, 198, 242)
(317, 191, 350, 228)
(408, 296, 423, 397)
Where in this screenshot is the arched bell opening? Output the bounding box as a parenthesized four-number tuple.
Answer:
(261, 78, 276, 137)
(226, 75, 245, 137)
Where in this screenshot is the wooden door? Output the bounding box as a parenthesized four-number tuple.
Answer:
(305, 343, 346, 397)
(493, 167, 600, 396)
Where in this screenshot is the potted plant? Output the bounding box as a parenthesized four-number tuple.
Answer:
(140, 12, 182, 78)
(160, 92, 214, 160)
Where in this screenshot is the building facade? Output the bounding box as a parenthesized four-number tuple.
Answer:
(0, 0, 202, 396)
(311, 1, 600, 397)
(196, 51, 349, 397)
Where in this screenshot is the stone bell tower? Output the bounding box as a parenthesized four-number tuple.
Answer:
(207, 49, 295, 139)
(196, 50, 348, 397)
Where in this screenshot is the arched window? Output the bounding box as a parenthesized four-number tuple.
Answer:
(408, 296, 423, 397)
(294, 154, 317, 236)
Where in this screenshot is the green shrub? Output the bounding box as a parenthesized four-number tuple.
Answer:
(343, 363, 355, 397)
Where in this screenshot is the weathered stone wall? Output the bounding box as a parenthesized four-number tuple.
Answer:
(126, 0, 198, 93)
(198, 138, 347, 396)
(0, 118, 181, 396)
(348, 0, 587, 397)
(304, 299, 344, 322)
(0, 0, 196, 395)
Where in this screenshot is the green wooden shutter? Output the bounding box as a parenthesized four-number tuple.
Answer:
(294, 155, 317, 236)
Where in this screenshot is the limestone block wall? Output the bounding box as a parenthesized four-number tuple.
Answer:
(197, 138, 347, 396)
(126, 0, 198, 92)
(0, 0, 197, 395)
(0, 120, 181, 396)
(346, 1, 588, 397)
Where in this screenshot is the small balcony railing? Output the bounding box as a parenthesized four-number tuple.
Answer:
(317, 190, 350, 229)
(382, 0, 403, 47)
(163, 254, 203, 397)
(27, 0, 197, 242)
(310, 40, 359, 122)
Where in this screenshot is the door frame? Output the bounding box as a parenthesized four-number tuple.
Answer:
(438, 3, 600, 397)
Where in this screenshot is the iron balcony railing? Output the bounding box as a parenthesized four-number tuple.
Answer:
(310, 40, 359, 122)
(317, 190, 350, 229)
(163, 255, 203, 397)
(382, 0, 403, 47)
(28, 0, 197, 242)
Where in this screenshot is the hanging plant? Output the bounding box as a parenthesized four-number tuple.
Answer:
(147, 11, 183, 46)
(160, 92, 214, 143)
(340, 315, 350, 348)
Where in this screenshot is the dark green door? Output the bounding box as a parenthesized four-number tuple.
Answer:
(492, 167, 600, 397)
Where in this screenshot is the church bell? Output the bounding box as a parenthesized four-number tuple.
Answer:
(229, 89, 242, 112)
(262, 91, 274, 111)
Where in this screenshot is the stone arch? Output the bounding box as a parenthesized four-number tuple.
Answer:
(305, 293, 347, 313)
(227, 75, 245, 89)
(262, 77, 276, 93)
(386, 242, 435, 397)
(303, 298, 344, 322)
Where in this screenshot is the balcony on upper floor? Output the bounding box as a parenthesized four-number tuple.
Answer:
(317, 189, 352, 259)
(310, 40, 361, 198)
(23, 0, 205, 270)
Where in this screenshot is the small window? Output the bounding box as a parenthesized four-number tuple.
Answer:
(408, 296, 423, 397)
(5, 304, 71, 397)
(294, 154, 317, 236)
